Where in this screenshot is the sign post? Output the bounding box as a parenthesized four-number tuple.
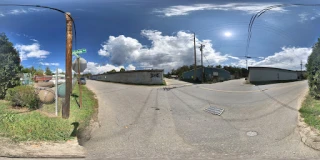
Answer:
(72, 49, 87, 109)
(55, 68, 58, 116)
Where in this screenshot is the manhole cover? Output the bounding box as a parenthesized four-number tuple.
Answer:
(204, 106, 224, 116)
(246, 131, 258, 137)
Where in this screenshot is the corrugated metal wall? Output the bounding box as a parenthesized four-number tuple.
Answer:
(248, 67, 298, 83)
(181, 67, 231, 82)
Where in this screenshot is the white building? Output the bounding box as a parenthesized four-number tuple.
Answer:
(248, 67, 298, 84)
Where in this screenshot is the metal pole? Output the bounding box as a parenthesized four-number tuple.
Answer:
(55, 68, 58, 116)
(200, 44, 205, 82)
(62, 12, 73, 119)
(77, 57, 82, 108)
(193, 33, 197, 81)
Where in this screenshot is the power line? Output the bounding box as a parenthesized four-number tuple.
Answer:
(0, 4, 77, 50)
(247, 3, 320, 57)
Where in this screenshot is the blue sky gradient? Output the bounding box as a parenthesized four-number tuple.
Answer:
(1, 0, 320, 74)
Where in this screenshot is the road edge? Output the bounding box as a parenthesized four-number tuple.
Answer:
(297, 89, 320, 150)
(0, 137, 85, 158)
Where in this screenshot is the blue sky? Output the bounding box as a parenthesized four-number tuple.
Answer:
(1, 0, 320, 74)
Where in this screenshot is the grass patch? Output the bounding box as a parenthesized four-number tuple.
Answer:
(299, 94, 320, 130)
(0, 85, 98, 142)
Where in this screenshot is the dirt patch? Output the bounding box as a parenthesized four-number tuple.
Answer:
(297, 89, 320, 150)
(0, 137, 85, 158)
(77, 89, 100, 146)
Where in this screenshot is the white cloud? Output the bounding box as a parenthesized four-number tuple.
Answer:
(98, 35, 142, 65)
(0, 8, 44, 17)
(232, 47, 312, 70)
(30, 39, 38, 42)
(15, 43, 50, 61)
(40, 62, 59, 66)
(227, 55, 240, 60)
(51, 68, 64, 74)
(98, 30, 228, 72)
(298, 12, 320, 22)
(9, 9, 27, 15)
(83, 62, 131, 75)
(299, 13, 309, 22)
(154, 3, 286, 17)
(125, 64, 136, 71)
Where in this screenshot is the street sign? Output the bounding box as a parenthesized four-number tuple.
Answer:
(72, 49, 86, 57)
(72, 57, 87, 72)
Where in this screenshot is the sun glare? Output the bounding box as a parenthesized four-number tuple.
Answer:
(224, 32, 232, 37)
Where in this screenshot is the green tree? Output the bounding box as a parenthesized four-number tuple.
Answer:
(216, 65, 222, 68)
(45, 66, 53, 75)
(108, 69, 116, 73)
(21, 67, 31, 73)
(30, 66, 36, 76)
(306, 38, 320, 98)
(0, 33, 22, 99)
(120, 68, 125, 72)
(34, 69, 44, 76)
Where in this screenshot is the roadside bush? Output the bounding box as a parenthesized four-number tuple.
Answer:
(307, 38, 320, 98)
(5, 86, 39, 109)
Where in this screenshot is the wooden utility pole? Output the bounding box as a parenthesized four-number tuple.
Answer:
(77, 57, 82, 108)
(199, 44, 205, 82)
(62, 12, 73, 119)
(193, 33, 197, 81)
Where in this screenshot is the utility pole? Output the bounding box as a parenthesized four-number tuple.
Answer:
(62, 12, 73, 119)
(199, 44, 205, 82)
(300, 60, 303, 80)
(193, 33, 197, 81)
(246, 58, 248, 70)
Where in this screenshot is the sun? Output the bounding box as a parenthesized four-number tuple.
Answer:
(224, 32, 232, 37)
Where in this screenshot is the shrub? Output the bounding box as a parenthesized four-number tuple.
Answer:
(307, 38, 320, 98)
(5, 86, 39, 109)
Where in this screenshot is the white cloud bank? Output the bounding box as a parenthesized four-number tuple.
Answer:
(15, 43, 50, 61)
(97, 30, 227, 73)
(90, 29, 311, 74)
(232, 47, 312, 70)
(153, 3, 286, 17)
(40, 62, 59, 66)
(83, 62, 135, 75)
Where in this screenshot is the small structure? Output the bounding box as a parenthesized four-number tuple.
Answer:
(248, 67, 298, 84)
(181, 67, 231, 82)
(91, 69, 164, 85)
(170, 75, 179, 79)
(33, 75, 52, 83)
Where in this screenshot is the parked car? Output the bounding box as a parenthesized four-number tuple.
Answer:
(78, 77, 86, 85)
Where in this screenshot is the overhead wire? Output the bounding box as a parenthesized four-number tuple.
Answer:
(0, 4, 77, 50)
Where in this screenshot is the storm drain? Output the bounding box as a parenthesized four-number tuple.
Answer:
(204, 106, 224, 116)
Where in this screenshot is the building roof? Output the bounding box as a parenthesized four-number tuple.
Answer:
(93, 69, 164, 76)
(248, 66, 297, 72)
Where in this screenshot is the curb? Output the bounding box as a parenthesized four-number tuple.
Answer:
(297, 89, 320, 151)
(0, 137, 85, 158)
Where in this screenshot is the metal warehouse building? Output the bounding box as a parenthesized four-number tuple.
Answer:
(90, 70, 164, 85)
(248, 67, 298, 84)
(181, 67, 231, 82)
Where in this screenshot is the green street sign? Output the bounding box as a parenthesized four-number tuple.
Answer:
(72, 48, 86, 55)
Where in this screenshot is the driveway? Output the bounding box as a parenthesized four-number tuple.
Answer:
(84, 78, 320, 159)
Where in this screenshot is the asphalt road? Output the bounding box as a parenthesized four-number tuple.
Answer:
(83, 78, 320, 160)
